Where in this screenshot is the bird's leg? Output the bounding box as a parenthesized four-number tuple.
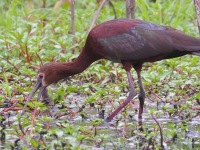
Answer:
(106, 61, 137, 122)
(134, 64, 145, 121)
(41, 88, 51, 105)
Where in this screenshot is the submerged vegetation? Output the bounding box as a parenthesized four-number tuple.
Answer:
(0, 0, 199, 149)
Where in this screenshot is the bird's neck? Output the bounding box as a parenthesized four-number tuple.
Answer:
(61, 49, 99, 77)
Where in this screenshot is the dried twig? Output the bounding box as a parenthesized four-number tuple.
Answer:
(41, 0, 46, 8)
(146, 87, 164, 101)
(71, 0, 75, 34)
(19, 120, 26, 136)
(126, 0, 135, 19)
(88, 0, 107, 33)
(0, 107, 22, 114)
(0, 106, 15, 115)
(3, 58, 19, 71)
(27, 0, 34, 9)
(151, 114, 164, 149)
(30, 108, 37, 136)
(35, 52, 43, 66)
(108, 1, 117, 19)
(122, 117, 127, 137)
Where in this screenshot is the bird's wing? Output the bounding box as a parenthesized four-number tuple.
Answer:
(97, 27, 173, 60)
(164, 29, 200, 51)
(98, 27, 200, 61)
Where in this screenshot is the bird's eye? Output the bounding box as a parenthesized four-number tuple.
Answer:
(38, 74, 44, 78)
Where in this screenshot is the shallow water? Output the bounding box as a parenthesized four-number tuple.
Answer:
(0, 93, 199, 149)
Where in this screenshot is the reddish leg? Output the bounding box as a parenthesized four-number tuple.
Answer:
(134, 64, 145, 122)
(106, 61, 137, 122)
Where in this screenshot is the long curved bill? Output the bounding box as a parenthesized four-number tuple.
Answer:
(21, 76, 46, 115)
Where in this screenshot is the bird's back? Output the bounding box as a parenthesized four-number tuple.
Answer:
(87, 19, 200, 63)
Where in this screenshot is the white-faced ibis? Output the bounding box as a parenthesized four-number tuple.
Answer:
(26, 19, 200, 122)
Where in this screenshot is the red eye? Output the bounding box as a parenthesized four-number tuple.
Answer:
(38, 74, 44, 78)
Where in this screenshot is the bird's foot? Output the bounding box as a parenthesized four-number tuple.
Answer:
(104, 118, 110, 123)
(42, 98, 53, 106)
(101, 117, 115, 127)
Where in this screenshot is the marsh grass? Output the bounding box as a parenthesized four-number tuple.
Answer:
(0, 0, 199, 149)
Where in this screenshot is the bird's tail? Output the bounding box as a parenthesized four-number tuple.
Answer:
(169, 31, 200, 56)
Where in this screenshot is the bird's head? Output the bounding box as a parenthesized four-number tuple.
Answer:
(27, 62, 68, 102)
